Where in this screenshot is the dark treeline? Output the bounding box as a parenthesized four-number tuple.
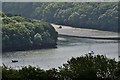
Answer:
(1, 12, 58, 52)
(2, 2, 118, 32)
(2, 54, 120, 80)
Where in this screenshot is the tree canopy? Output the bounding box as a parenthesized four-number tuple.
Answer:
(2, 2, 119, 32)
(1, 12, 58, 52)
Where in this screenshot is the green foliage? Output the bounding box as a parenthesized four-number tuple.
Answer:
(2, 13, 58, 52)
(1, 54, 120, 80)
(59, 54, 119, 80)
(34, 33, 42, 45)
(2, 2, 118, 32)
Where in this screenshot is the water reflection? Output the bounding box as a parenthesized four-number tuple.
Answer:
(2, 36, 118, 69)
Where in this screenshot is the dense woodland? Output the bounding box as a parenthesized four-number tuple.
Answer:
(2, 54, 120, 80)
(1, 2, 120, 80)
(1, 12, 58, 52)
(3, 2, 119, 32)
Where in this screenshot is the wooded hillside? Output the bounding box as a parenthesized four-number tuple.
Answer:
(1, 12, 58, 52)
(2, 2, 118, 32)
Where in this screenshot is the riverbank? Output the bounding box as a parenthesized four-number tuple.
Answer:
(2, 45, 57, 53)
(59, 34, 119, 40)
(3, 35, 118, 70)
(2, 14, 58, 52)
(52, 24, 119, 40)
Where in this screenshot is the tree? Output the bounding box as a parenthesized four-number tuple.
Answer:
(59, 54, 118, 80)
(2, 13, 58, 52)
(34, 33, 42, 46)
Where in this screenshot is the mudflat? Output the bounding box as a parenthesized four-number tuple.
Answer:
(52, 24, 119, 39)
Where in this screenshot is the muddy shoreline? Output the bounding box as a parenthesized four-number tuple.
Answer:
(52, 24, 119, 40)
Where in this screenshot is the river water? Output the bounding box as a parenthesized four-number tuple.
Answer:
(2, 35, 119, 70)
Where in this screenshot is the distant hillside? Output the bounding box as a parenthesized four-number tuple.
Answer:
(1, 12, 58, 52)
(2, 2, 118, 32)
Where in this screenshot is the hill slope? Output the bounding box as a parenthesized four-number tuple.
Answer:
(1, 12, 58, 52)
(2, 2, 118, 32)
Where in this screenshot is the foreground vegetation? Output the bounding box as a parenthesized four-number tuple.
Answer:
(2, 54, 120, 80)
(3, 2, 118, 32)
(1, 12, 58, 52)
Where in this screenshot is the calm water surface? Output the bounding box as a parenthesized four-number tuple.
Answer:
(2, 36, 118, 69)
